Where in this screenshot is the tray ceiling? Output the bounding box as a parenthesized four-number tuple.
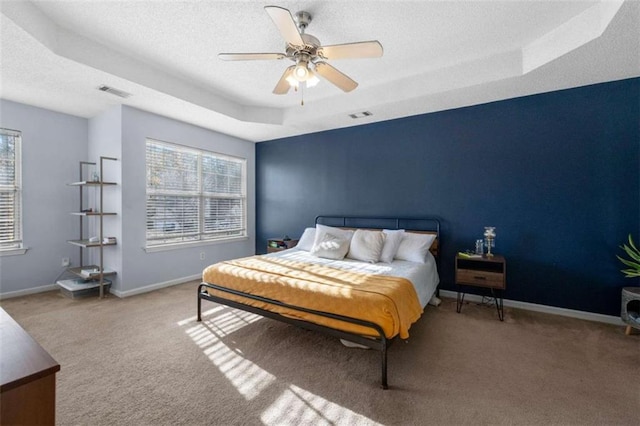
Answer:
(1, 1, 638, 142)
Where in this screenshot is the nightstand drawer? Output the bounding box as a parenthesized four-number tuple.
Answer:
(456, 269, 505, 289)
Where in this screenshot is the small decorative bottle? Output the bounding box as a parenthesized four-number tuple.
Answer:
(483, 227, 496, 257)
(475, 239, 484, 255)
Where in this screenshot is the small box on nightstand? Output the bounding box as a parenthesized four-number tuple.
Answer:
(267, 237, 299, 253)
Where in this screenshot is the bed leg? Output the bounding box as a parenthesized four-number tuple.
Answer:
(197, 284, 202, 322)
(381, 340, 388, 390)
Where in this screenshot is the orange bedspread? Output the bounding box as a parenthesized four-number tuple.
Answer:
(202, 255, 423, 339)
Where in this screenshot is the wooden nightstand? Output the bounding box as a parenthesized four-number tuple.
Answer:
(267, 237, 299, 253)
(455, 254, 506, 321)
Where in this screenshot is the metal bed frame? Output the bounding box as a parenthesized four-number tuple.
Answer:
(197, 215, 441, 389)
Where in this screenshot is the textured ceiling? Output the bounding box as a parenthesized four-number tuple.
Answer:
(1, 0, 638, 142)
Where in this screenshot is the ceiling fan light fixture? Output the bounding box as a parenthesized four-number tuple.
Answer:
(286, 74, 299, 88)
(293, 62, 310, 81)
(288, 66, 318, 88)
(305, 68, 320, 87)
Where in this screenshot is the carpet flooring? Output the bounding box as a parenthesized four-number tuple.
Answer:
(1, 281, 638, 425)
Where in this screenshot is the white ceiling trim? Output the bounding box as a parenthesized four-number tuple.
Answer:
(523, 0, 624, 74)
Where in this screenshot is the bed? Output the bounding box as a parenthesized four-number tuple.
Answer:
(197, 216, 441, 389)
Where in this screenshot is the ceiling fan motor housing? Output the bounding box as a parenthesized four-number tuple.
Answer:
(286, 34, 320, 59)
(295, 11, 312, 31)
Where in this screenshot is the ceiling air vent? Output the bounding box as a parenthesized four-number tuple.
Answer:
(349, 111, 372, 119)
(97, 85, 132, 99)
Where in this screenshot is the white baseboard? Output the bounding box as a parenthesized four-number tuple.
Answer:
(0, 283, 58, 300)
(0, 275, 201, 300)
(110, 274, 201, 298)
(439, 290, 624, 326)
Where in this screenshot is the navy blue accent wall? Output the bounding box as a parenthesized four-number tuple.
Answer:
(256, 78, 640, 316)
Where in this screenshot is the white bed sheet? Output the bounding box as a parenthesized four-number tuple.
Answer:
(265, 248, 440, 308)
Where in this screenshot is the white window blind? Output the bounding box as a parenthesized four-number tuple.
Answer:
(0, 129, 22, 250)
(146, 139, 246, 246)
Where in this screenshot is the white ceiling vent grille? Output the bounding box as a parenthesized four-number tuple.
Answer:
(349, 111, 372, 119)
(98, 85, 132, 99)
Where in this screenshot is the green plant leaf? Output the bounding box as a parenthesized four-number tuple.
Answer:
(620, 259, 640, 272)
(617, 255, 640, 269)
(617, 234, 640, 278)
(622, 246, 640, 262)
(622, 244, 640, 263)
(621, 269, 640, 277)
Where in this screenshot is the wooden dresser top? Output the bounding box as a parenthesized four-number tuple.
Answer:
(0, 307, 60, 392)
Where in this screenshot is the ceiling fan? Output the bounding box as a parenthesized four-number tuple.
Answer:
(218, 6, 383, 95)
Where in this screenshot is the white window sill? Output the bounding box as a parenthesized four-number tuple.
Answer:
(143, 236, 249, 253)
(0, 247, 29, 257)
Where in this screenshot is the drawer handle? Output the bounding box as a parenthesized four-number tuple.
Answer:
(474, 276, 487, 280)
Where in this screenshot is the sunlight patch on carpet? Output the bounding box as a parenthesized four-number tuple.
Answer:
(203, 341, 275, 399)
(177, 306, 224, 326)
(261, 384, 383, 426)
(182, 307, 275, 400)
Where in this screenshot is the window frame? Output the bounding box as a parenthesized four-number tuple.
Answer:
(0, 128, 25, 256)
(144, 138, 247, 251)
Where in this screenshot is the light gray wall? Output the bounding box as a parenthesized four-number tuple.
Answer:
(88, 106, 123, 291)
(118, 106, 255, 295)
(0, 100, 255, 298)
(0, 99, 88, 295)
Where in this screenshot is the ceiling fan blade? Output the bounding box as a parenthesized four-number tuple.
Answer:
(264, 6, 305, 48)
(314, 62, 358, 92)
(218, 53, 286, 61)
(273, 66, 295, 95)
(318, 41, 384, 60)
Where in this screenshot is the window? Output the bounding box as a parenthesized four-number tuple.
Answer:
(146, 139, 246, 247)
(0, 128, 22, 251)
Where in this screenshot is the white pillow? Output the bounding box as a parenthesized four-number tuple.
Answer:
(314, 224, 354, 242)
(379, 229, 405, 263)
(347, 229, 386, 263)
(310, 232, 350, 260)
(395, 232, 436, 263)
(296, 227, 316, 251)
